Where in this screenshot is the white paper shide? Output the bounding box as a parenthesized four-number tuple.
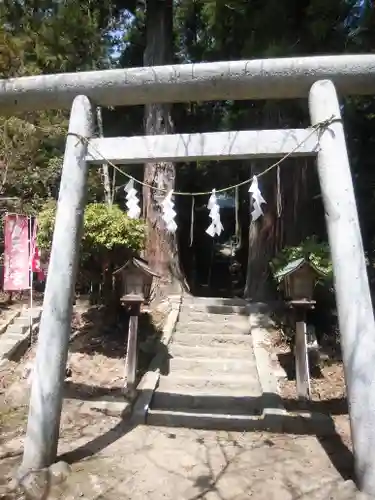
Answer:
(249, 175, 266, 221)
(206, 189, 223, 237)
(162, 190, 178, 233)
(125, 180, 141, 219)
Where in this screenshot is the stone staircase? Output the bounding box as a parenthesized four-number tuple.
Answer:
(0, 307, 41, 362)
(146, 295, 266, 430)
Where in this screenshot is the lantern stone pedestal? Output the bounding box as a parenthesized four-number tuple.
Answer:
(122, 297, 143, 398)
(288, 300, 316, 401)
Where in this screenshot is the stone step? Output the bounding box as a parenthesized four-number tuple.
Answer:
(180, 303, 248, 315)
(176, 321, 250, 335)
(173, 324, 251, 338)
(156, 374, 261, 394)
(147, 408, 264, 431)
(1, 332, 24, 342)
(6, 313, 40, 335)
(0, 336, 19, 350)
(152, 378, 262, 414)
(0, 334, 28, 358)
(15, 317, 38, 327)
(151, 393, 262, 415)
(169, 344, 255, 360)
(178, 312, 249, 324)
(172, 332, 253, 348)
(168, 357, 257, 376)
(6, 324, 28, 335)
(8, 317, 27, 328)
(11, 321, 34, 331)
(182, 296, 249, 307)
(18, 308, 41, 321)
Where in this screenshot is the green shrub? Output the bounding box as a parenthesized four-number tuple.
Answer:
(38, 201, 145, 254)
(37, 201, 146, 290)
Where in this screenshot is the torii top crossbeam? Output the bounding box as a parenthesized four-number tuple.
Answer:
(1, 54, 375, 112)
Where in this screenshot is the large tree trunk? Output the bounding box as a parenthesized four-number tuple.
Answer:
(244, 160, 281, 301)
(143, 0, 180, 285)
(244, 107, 322, 301)
(245, 158, 322, 300)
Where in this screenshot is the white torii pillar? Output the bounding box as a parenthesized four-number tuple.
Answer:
(20, 95, 94, 474)
(309, 80, 375, 496)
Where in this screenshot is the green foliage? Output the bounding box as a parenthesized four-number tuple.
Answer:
(270, 236, 333, 283)
(37, 200, 58, 252)
(83, 203, 145, 256)
(0, 0, 375, 299)
(37, 201, 145, 262)
(0, 0, 116, 216)
(0, 114, 67, 213)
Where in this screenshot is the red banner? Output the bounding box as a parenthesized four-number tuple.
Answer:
(3, 214, 30, 291)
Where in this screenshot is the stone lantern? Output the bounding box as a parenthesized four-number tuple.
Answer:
(114, 256, 159, 305)
(275, 257, 327, 401)
(275, 257, 323, 301)
(113, 256, 159, 395)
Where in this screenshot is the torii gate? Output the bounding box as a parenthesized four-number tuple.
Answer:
(6, 54, 375, 495)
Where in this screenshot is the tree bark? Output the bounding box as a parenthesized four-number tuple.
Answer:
(143, 0, 180, 283)
(245, 155, 323, 301)
(245, 161, 280, 301)
(244, 104, 322, 301)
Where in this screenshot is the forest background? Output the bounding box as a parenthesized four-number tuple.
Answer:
(0, 0, 374, 302)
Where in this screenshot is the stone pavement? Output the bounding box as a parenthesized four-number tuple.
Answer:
(14, 425, 362, 499)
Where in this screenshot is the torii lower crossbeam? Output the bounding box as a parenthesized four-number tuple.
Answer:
(86, 129, 319, 165)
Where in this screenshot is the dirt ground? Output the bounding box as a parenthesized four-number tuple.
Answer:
(267, 328, 352, 475)
(0, 301, 167, 497)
